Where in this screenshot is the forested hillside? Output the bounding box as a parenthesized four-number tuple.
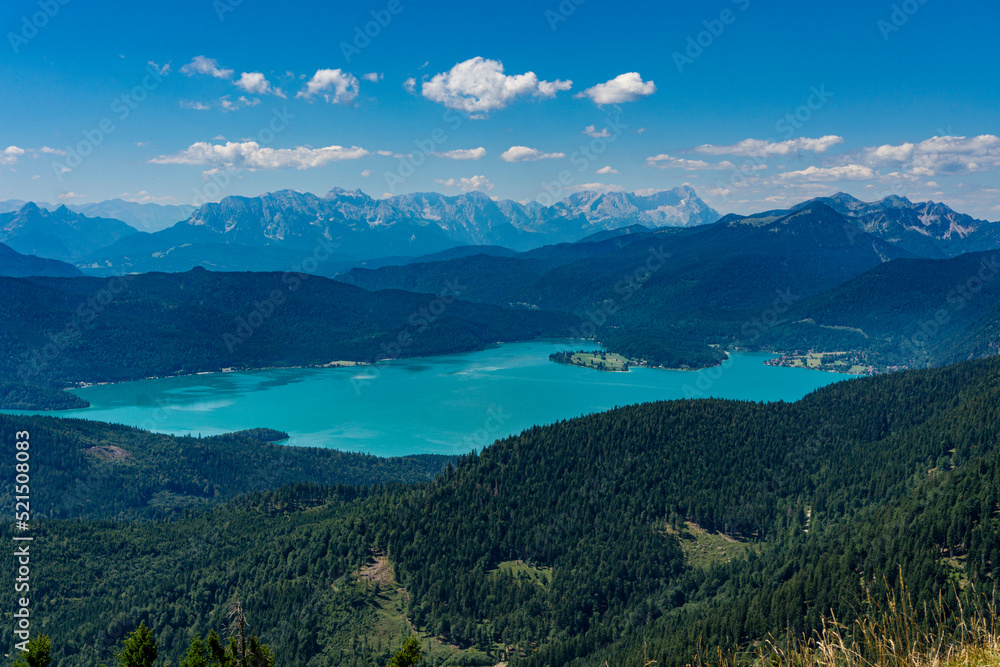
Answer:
(756, 250, 1000, 367)
(0, 414, 450, 520)
(0, 269, 575, 408)
(9, 356, 1000, 665)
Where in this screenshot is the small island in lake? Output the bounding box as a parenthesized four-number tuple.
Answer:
(550, 350, 630, 372)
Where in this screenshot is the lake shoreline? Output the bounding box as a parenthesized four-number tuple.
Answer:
(3, 342, 857, 457)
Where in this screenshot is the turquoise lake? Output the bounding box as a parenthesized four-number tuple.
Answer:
(23, 341, 856, 457)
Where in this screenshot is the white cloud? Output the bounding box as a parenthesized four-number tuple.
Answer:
(577, 72, 656, 105)
(235, 72, 283, 97)
(38, 146, 66, 156)
(774, 164, 877, 182)
(361, 169, 373, 177)
(57, 192, 84, 199)
(433, 147, 487, 160)
(849, 135, 1000, 176)
(219, 96, 260, 112)
(435, 175, 495, 192)
(297, 69, 360, 105)
(596, 165, 618, 174)
(362, 72, 383, 83)
(180, 56, 233, 79)
(117, 190, 177, 204)
(1, 146, 25, 165)
(403, 77, 417, 94)
(583, 125, 611, 138)
(422, 57, 571, 116)
(147, 60, 171, 76)
(150, 141, 369, 170)
(693, 136, 845, 157)
(500, 146, 566, 162)
(645, 154, 767, 171)
(180, 100, 212, 111)
(567, 182, 625, 193)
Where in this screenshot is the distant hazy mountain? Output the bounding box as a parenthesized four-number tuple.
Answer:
(0, 243, 83, 277)
(552, 186, 720, 228)
(0, 203, 137, 261)
(67, 199, 195, 233)
(0, 199, 195, 233)
(792, 192, 1000, 258)
(81, 186, 720, 274)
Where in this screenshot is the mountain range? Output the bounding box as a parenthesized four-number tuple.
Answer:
(789, 191, 1000, 258)
(3, 187, 999, 279)
(0, 202, 137, 261)
(0, 198, 195, 233)
(77, 186, 720, 274)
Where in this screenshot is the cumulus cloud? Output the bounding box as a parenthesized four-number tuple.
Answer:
(297, 69, 360, 105)
(361, 169, 373, 177)
(433, 147, 487, 160)
(434, 175, 495, 192)
(235, 72, 283, 97)
(693, 136, 845, 157)
(848, 135, 1000, 176)
(180, 100, 212, 111)
(0, 146, 63, 165)
(150, 141, 369, 170)
(180, 56, 233, 79)
(596, 165, 618, 174)
(1, 146, 25, 165)
(577, 72, 656, 105)
(422, 57, 571, 116)
(57, 192, 84, 199)
(583, 125, 611, 138)
(774, 164, 877, 182)
(500, 146, 566, 162)
(362, 72, 383, 83)
(403, 77, 417, 94)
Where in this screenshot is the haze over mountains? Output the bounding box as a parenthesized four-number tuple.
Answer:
(2, 186, 999, 281)
(0, 186, 718, 275)
(0, 198, 195, 233)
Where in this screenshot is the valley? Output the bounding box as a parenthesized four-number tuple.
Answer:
(4, 186, 1000, 667)
(7, 7, 1000, 666)
(3, 344, 852, 455)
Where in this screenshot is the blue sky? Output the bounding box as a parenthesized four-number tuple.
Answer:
(2, 0, 998, 217)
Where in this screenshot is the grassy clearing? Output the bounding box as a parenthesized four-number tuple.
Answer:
(658, 521, 757, 569)
(346, 554, 492, 666)
(492, 560, 553, 589)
